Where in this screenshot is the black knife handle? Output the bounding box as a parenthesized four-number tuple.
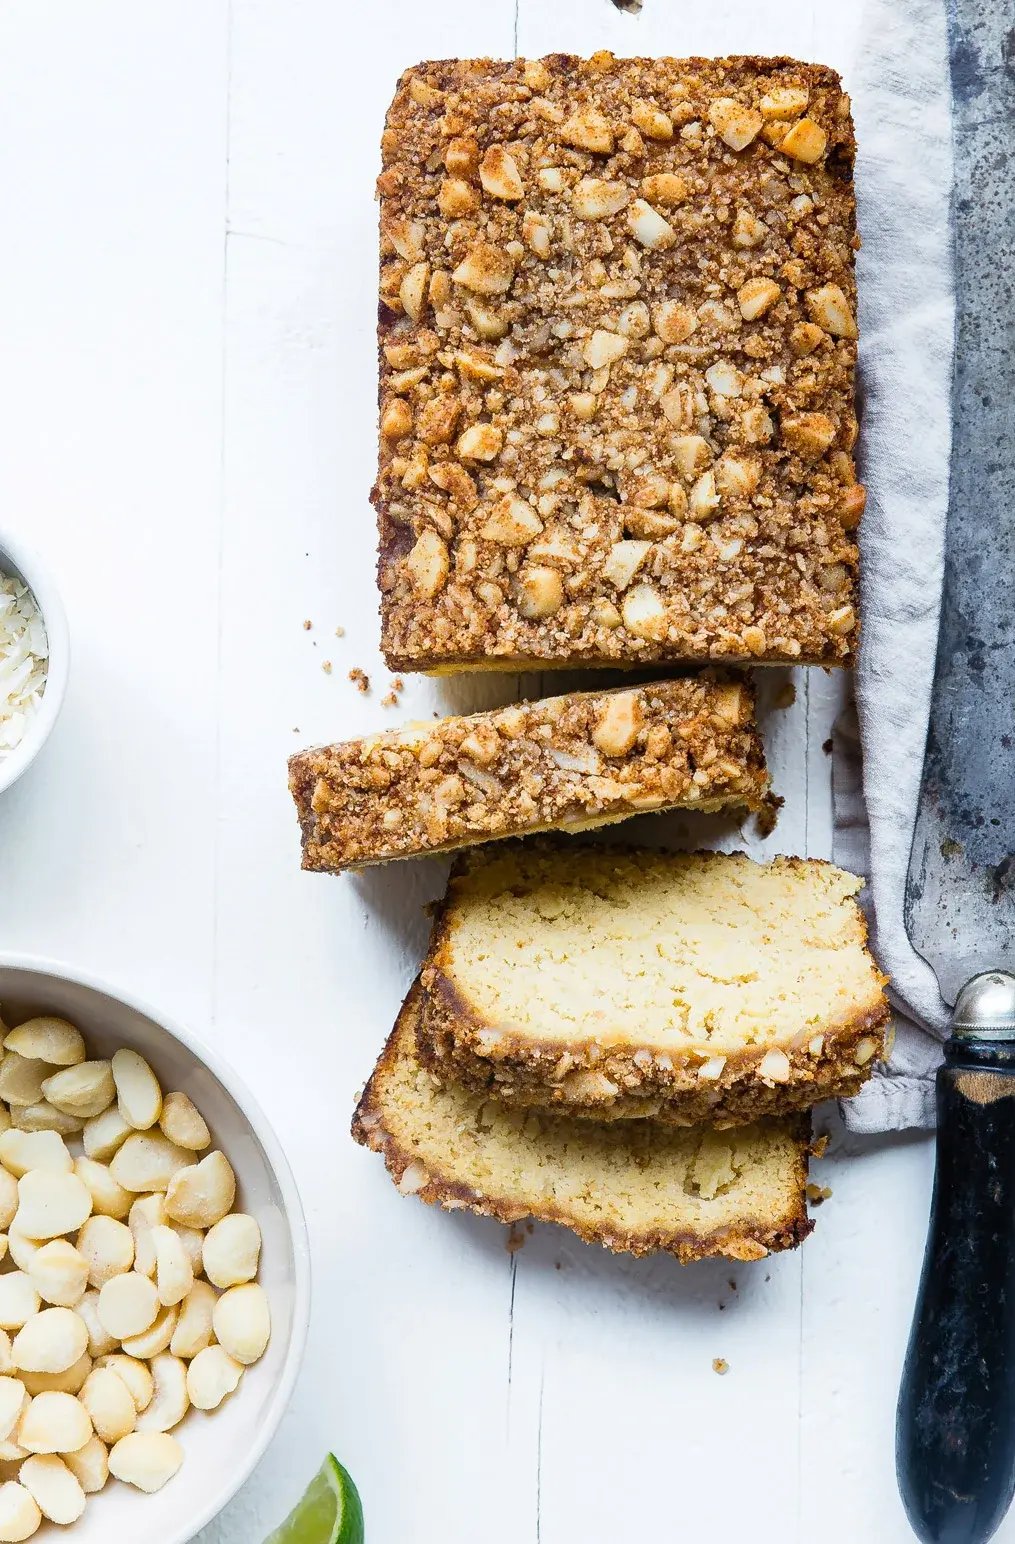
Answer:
(897, 1037, 1015, 1544)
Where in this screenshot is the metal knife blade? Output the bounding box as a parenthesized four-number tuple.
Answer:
(903, 0, 1015, 1007)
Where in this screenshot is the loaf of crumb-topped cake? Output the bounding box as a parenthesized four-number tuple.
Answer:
(417, 843, 889, 1126)
(352, 983, 813, 1262)
(376, 54, 862, 673)
(289, 675, 768, 870)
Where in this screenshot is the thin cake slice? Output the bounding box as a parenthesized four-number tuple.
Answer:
(377, 54, 861, 672)
(289, 674, 768, 871)
(417, 844, 890, 1126)
(352, 983, 813, 1263)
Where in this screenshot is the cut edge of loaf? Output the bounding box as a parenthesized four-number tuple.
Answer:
(352, 982, 815, 1263)
(416, 843, 891, 1127)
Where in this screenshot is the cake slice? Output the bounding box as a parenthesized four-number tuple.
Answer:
(377, 54, 862, 672)
(289, 674, 768, 871)
(352, 983, 813, 1262)
(417, 843, 889, 1126)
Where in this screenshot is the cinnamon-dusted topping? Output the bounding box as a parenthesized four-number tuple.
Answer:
(288, 673, 768, 871)
(376, 54, 861, 672)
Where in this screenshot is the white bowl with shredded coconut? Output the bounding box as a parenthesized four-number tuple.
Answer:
(0, 532, 69, 795)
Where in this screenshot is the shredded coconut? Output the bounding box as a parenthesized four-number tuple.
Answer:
(0, 571, 48, 757)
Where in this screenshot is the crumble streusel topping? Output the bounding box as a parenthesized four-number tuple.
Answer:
(375, 54, 861, 672)
(289, 674, 768, 870)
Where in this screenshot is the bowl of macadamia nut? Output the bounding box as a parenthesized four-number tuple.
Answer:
(0, 956, 310, 1543)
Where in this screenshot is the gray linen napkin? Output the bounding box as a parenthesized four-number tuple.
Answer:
(833, 0, 956, 1132)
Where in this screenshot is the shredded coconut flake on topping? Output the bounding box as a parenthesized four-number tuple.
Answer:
(0, 571, 48, 756)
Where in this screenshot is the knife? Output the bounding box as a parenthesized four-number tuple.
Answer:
(895, 2, 1015, 1541)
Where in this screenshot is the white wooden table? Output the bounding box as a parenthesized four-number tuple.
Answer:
(0, 2, 968, 1540)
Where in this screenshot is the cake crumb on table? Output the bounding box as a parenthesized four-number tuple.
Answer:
(753, 792, 783, 839)
(335, 625, 345, 637)
(380, 675, 405, 708)
(712, 1358, 730, 1376)
(774, 681, 797, 710)
(349, 668, 370, 694)
(806, 1183, 833, 1205)
(322, 660, 333, 675)
(303, 619, 312, 631)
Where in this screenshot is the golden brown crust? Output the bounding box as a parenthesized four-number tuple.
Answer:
(416, 841, 890, 1126)
(351, 982, 814, 1262)
(417, 978, 889, 1126)
(289, 672, 769, 871)
(376, 54, 861, 673)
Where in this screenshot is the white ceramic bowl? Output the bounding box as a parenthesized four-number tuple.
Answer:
(0, 531, 70, 796)
(0, 956, 311, 1543)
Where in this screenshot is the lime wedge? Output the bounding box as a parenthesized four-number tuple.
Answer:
(263, 1453, 364, 1544)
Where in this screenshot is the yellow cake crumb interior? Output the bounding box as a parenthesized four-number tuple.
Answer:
(355, 989, 809, 1257)
(440, 847, 881, 1054)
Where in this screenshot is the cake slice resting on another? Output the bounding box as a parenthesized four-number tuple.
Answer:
(352, 983, 814, 1263)
(417, 843, 890, 1126)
